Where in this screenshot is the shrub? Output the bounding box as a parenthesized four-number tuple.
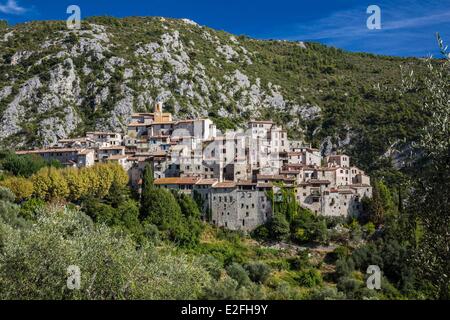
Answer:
(143, 222, 160, 243)
(226, 263, 251, 288)
(308, 286, 346, 300)
(0, 207, 211, 299)
(296, 269, 323, 288)
(251, 224, 270, 240)
(326, 246, 350, 263)
(335, 257, 355, 280)
(245, 262, 271, 284)
(363, 222, 376, 237)
(198, 255, 223, 280)
(201, 276, 239, 300)
(19, 198, 46, 220)
(287, 250, 311, 271)
(0, 200, 28, 229)
(0, 186, 15, 203)
(337, 276, 378, 300)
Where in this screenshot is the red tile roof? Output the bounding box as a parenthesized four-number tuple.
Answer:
(213, 181, 237, 189)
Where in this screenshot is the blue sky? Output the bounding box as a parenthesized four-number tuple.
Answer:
(0, 0, 449, 57)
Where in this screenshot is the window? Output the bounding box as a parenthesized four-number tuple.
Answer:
(246, 212, 250, 217)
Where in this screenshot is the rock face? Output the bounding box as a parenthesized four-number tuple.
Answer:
(0, 17, 323, 147)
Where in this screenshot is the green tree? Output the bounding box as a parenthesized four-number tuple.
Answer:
(141, 188, 184, 241)
(0, 151, 62, 178)
(408, 36, 450, 299)
(269, 213, 290, 241)
(141, 162, 154, 193)
(360, 181, 388, 225)
(140, 162, 154, 216)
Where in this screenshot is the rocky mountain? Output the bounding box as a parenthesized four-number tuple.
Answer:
(0, 16, 430, 172)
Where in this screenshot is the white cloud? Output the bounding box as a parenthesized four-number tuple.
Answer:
(0, 0, 27, 15)
(285, 3, 450, 42)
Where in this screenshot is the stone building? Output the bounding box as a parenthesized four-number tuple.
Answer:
(209, 181, 273, 231)
(14, 101, 373, 231)
(16, 148, 95, 168)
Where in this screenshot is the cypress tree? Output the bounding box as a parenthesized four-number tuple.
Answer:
(140, 162, 154, 216)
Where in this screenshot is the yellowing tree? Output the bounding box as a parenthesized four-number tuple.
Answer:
(0, 176, 34, 202)
(62, 167, 89, 201)
(32, 167, 69, 201)
(32, 168, 51, 200)
(91, 164, 114, 198)
(81, 166, 101, 197)
(27, 163, 130, 203)
(107, 163, 129, 188)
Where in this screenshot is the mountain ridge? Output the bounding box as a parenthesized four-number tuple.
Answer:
(0, 16, 429, 172)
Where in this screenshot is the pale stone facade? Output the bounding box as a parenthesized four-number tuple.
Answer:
(15, 102, 372, 231)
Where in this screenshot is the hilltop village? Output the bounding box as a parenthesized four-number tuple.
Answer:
(17, 103, 372, 231)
